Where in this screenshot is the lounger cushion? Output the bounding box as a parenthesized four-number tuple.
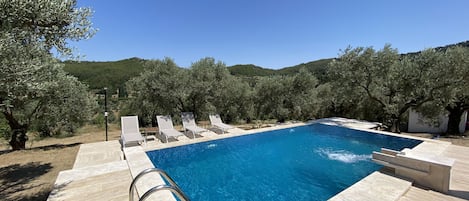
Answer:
(186, 126, 207, 133)
(161, 129, 184, 137)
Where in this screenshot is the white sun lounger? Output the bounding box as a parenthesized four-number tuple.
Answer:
(120, 116, 146, 148)
(156, 115, 184, 143)
(181, 112, 207, 138)
(209, 114, 234, 134)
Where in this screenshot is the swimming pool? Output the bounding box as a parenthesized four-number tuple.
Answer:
(146, 124, 422, 201)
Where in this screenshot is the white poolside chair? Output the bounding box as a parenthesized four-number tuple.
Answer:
(156, 115, 184, 143)
(181, 112, 208, 138)
(209, 114, 234, 134)
(121, 116, 146, 148)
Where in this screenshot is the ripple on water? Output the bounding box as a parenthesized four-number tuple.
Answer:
(315, 148, 371, 163)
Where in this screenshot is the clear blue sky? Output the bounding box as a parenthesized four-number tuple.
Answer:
(72, 0, 469, 69)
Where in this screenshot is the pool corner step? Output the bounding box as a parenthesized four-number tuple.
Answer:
(47, 160, 131, 201)
(328, 171, 412, 201)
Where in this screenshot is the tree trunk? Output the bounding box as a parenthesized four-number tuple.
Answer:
(9, 128, 28, 150)
(446, 106, 464, 135)
(3, 111, 28, 150)
(389, 114, 401, 133)
(390, 119, 401, 133)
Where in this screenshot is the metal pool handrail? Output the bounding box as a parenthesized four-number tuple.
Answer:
(129, 168, 190, 201)
(140, 184, 190, 201)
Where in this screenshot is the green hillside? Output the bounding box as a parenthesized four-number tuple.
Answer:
(277, 59, 334, 83)
(405, 40, 469, 57)
(228, 64, 277, 76)
(63, 57, 145, 94)
(227, 59, 334, 82)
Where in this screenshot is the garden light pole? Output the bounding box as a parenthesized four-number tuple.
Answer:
(104, 87, 108, 141)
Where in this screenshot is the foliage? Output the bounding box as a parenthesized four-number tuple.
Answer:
(125, 58, 189, 125)
(31, 72, 95, 136)
(0, 0, 96, 57)
(317, 82, 383, 121)
(254, 69, 321, 122)
(414, 47, 469, 134)
(124, 43, 468, 132)
(0, 0, 96, 149)
(61, 38, 469, 135)
(186, 58, 227, 118)
(92, 111, 116, 128)
(63, 58, 334, 94)
(190, 58, 254, 122)
(92, 113, 105, 127)
(328, 45, 469, 132)
(125, 57, 254, 125)
(0, 114, 9, 139)
(61, 41, 469, 99)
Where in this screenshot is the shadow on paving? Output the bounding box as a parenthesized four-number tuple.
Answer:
(0, 162, 52, 201)
(0, 142, 82, 155)
(29, 142, 82, 151)
(450, 190, 469, 200)
(16, 187, 52, 201)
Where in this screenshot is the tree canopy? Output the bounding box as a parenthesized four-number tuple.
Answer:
(124, 58, 253, 125)
(124, 58, 326, 126)
(0, 0, 96, 150)
(123, 44, 468, 135)
(254, 69, 322, 122)
(328, 45, 469, 132)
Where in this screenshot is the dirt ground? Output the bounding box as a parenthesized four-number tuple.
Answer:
(0, 124, 468, 201)
(0, 125, 122, 201)
(401, 131, 469, 147)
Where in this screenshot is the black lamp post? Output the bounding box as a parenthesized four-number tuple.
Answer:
(104, 87, 108, 141)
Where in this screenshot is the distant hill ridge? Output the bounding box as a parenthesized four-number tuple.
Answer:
(63, 40, 469, 91)
(63, 57, 145, 94)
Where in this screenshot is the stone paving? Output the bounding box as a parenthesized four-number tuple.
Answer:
(47, 160, 131, 201)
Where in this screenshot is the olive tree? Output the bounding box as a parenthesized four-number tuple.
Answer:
(254, 76, 291, 121)
(288, 69, 322, 120)
(440, 47, 469, 134)
(187, 58, 229, 120)
(188, 57, 253, 122)
(0, 0, 96, 150)
(254, 69, 321, 122)
(416, 47, 469, 134)
(125, 57, 254, 125)
(318, 82, 384, 121)
(125, 58, 189, 125)
(209, 73, 254, 123)
(32, 68, 95, 136)
(329, 45, 468, 133)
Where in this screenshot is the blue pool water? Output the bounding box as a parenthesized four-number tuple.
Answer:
(147, 124, 422, 201)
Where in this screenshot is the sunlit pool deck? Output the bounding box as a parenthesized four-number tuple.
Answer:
(47, 118, 469, 201)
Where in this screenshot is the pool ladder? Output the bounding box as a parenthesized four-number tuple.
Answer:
(129, 168, 190, 201)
